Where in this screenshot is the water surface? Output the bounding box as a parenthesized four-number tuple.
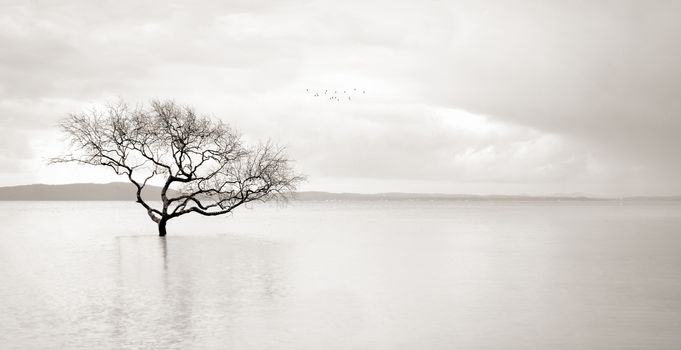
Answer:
(1, 200, 680, 349)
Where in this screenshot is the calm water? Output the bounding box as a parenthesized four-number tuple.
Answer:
(1, 200, 680, 349)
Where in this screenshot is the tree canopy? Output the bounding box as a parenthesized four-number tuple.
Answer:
(52, 100, 303, 236)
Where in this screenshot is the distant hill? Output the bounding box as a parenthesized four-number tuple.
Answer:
(0, 183, 679, 202)
(0, 183, 180, 201)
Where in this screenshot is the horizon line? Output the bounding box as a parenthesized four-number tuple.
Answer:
(1, 182, 680, 200)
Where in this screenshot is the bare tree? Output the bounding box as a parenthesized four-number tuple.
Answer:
(51, 100, 304, 236)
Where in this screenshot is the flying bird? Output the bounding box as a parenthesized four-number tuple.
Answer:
(305, 87, 366, 102)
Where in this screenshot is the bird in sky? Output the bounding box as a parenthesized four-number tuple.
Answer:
(306, 87, 366, 102)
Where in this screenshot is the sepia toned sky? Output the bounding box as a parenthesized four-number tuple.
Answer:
(1, 0, 680, 196)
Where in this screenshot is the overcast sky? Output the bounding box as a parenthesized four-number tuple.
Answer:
(1, 0, 680, 196)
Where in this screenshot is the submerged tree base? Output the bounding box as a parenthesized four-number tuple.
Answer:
(158, 221, 168, 237)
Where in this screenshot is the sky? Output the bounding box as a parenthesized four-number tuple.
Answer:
(1, 0, 680, 196)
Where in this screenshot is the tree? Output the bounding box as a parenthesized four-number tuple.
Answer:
(51, 100, 304, 236)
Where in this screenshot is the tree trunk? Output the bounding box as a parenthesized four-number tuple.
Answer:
(158, 218, 168, 237)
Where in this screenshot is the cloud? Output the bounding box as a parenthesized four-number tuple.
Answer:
(0, 0, 679, 195)
(414, 1, 681, 176)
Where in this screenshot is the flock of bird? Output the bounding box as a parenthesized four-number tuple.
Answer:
(306, 88, 366, 102)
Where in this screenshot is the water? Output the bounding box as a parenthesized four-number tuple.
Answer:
(1, 200, 680, 349)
